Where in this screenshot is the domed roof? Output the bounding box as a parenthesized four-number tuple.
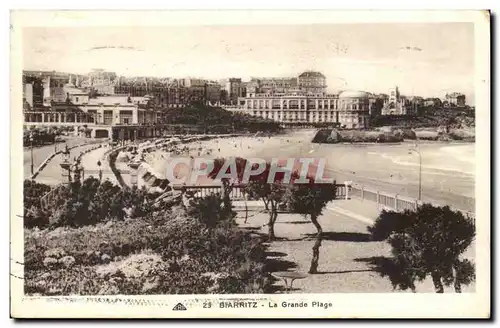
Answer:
(339, 90, 369, 98)
(298, 71, 325, 78)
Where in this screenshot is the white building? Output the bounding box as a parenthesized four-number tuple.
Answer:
(23, 83, 33, 108)
(82, 96, 157, 126)
(24, 95, 160, 139)
(235, 90, 371, 129)
(381, 86, 416, 115)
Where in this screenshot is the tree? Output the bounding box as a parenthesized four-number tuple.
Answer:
(285, 179, 336, 273)
(243, 163, 290, 241)
(368, 204, 476, 293)
(208, 157, 249, 218)
(161, 104, 280, 134)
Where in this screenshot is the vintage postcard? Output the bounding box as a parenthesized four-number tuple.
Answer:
(10, 10, 490, 319)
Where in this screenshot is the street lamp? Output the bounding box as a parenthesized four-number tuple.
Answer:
(60, 148, 71, 184)
(97, 160, 102, 182)
(54, 130, 59, 153)
(408, 148, 422, 201)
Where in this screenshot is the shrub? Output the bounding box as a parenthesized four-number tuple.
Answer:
(368, 204, 475, 293)
(26, 178, 159, 229)
(24, 180, 52, 209)
(186, 194, 235, 228)
(25, 206, 270, 295)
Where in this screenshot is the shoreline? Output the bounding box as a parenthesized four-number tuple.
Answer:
(313, 140, 475, 146)
(120, 130, 475, 212)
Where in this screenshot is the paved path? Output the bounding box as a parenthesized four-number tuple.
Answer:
(80, 146, 118, 185)
(80, 147, 149, 189)
(34, 143, 100, 185)
(23, 137, 91, 180)
(236, 205, 476, 293)
(327, 199, 381, 224)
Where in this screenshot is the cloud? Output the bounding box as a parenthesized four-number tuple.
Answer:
(399, 46, 423, 52)
(88, 46, 143, 52)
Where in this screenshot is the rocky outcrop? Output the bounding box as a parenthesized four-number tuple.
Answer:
(312, 128, 406, 144)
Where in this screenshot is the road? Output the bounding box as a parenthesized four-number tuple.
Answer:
(23, 137, 89, 179)
(79, 146, 119, 184)
(30, 138, 105, 185)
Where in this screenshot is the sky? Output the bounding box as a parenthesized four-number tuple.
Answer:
(23, 24, 475, 102)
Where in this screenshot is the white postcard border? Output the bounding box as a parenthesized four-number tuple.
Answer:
(10, 10, 491, 319)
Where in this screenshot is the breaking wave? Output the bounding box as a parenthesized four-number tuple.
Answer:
(373, 144, 475, 176)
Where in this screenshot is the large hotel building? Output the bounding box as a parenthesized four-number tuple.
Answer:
(232, 71, 375, 129)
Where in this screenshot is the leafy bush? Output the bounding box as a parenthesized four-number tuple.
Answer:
(23, 129, 57, 147)
(186, 194, 235, 228)
(160, 105, 281, 134)
(369, 108, 475, 129)
(23, 180, 51, 209)
(25, 202, 270, 295)
(24, 177, 160, 229)
(23, 180, 57, 228)
(368, 204, 475, 293)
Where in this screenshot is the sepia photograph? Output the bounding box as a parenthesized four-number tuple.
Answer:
(10, 10, 490, 318)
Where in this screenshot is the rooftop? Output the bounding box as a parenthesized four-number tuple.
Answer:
(446, 92, 465, 98)
(339, 90, 369, 99)
(88, 96, 139, 106)
(244, 92, 338, 98)
(298, 71, 326, 79)
(63, 86, 89, 95)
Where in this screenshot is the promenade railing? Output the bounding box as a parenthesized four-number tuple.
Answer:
(172, 183, 348, 202)
(349, 183, 476, 223)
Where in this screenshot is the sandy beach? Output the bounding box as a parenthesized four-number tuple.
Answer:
(142, 130, 475, 211)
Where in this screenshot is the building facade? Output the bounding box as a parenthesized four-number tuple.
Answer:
(423, 98, 442, 108)
(380, 86, 417, 116)
(256, 77, 297, 94)
(297, 71, 327, 94)
(236, 90, 370, 129)
(445, 92, 466, 107)
(23, 83, 33, 109)
(224, 78, 245, 105)
(24, 95, 161, 139)
(115, 77, 222, 107)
